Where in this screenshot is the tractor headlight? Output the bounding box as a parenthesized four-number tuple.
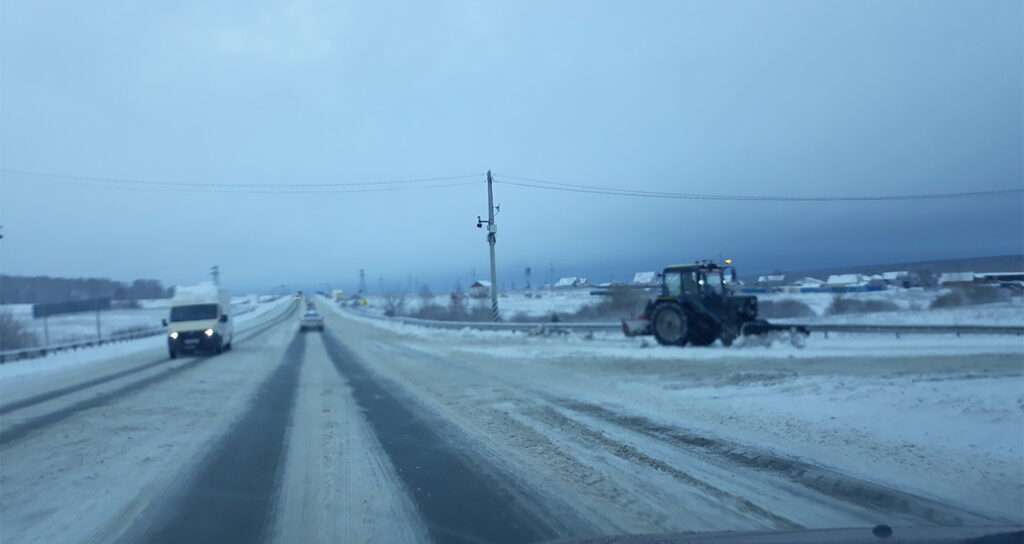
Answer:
(169, 331, 179, 339)
(204, 328, 214, 337)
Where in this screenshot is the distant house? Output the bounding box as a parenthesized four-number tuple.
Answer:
(974, 271, 1024, 292)
(469, 280, 491, 298)
(756, 274, 786, 287)
(826, 274, 865, 287)
(825, 273, 886, 292)
(881, 271, 920, 288)
(866, 274, 887, 288)
(553, 277, 589, 289)
(632, 272, 659, 286)
(938, 272, 976, 287)
(792, 277, 825, 288)
(974, 271, 1024, 283)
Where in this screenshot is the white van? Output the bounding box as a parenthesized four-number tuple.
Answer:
(164, 283, 234, 358)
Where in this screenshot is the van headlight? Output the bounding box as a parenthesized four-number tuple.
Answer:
(169, 331, 179, 339)
(204, 328, 215, 337)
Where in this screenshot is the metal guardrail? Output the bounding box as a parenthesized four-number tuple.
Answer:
(0, 299, 298, 364)
(0, 327, 167, 364)
(347, 308, 1024, 337)
(800, 323, 1024, 337)
(340, 308, 618, 333)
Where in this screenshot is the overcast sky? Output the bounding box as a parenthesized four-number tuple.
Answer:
(2, 0, 1021, 293)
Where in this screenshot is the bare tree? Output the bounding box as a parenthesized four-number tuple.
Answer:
(447, 286, 467, 320)
(383, 292, 407, 317)
(418, 284, 434, 305)
(0, 311, 37, 350)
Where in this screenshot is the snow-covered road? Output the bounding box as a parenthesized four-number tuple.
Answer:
(1, 299, 1020, 544)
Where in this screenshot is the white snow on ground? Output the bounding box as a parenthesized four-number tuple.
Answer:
(0, 296, 295, 381)
(776, 301, 1024, 326)
(322, 303, 1024, 524)
(759, 289, 938, 316)
(2, 303, 168, 343)
(570, 368, 1024, 523)
(454, 333, 1024, 360)
(334, 306, 1024, 360)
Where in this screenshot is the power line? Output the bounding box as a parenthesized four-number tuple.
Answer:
(0, 167, 483, 191)
(494, 174, 1024, 202)
(1, 168, 481, 194)
(5, 166, 1019, 201)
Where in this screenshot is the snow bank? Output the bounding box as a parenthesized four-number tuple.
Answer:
(449, 332, 1024, 361)
(358, 288, 599, 319)
(329, 301, 1023, 361)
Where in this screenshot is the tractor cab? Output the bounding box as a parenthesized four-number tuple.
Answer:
(659, 261, 736, 299)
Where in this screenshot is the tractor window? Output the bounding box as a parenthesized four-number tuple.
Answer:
(663, 272, 682, 296)
(681, 272, 700, 294)
(705, 272, 725, 294)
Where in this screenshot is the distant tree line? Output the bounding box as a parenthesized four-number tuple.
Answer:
(0, 275, 173, 305)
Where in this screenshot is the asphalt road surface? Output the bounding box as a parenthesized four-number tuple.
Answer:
(1, 300, 1019, 544)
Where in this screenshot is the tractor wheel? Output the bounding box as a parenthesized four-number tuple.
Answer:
(688, 319, 718, 346)
(653, 305, 688, 346)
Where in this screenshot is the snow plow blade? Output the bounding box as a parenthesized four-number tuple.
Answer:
(741, 320, 810, 336)
(621, 318, 652, 337)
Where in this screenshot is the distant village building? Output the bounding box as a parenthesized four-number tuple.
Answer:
(975, 272, 1024, 292)
(881, 271, 920, 288)
(756, 274, 786, 287)
(553, 277, 589, 289)
(792, 277, 825, 288)
(632, 272, 659, 286)
(825, 274, 886, 291)
(974, 272, 1024, 284)
(866, 274, 887, 288)
(827, 274, 865, 288)
(938, 272, 976, 287)
(469, 280, 491, 298)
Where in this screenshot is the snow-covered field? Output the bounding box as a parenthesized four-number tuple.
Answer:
(358, 287, 1024, 326)
(360, 288, 598, 318)
(760, 290, 1024, 326)
(2, 294, 280, 346)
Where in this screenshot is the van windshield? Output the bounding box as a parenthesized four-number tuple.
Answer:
(170, 304, 218, 322)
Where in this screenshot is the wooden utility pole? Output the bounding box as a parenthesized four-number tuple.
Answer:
(476, 171, 500, 321)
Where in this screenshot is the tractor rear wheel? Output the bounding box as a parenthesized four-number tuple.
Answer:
(653, 305, 688, 346)
(688, 319, 718, 346)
